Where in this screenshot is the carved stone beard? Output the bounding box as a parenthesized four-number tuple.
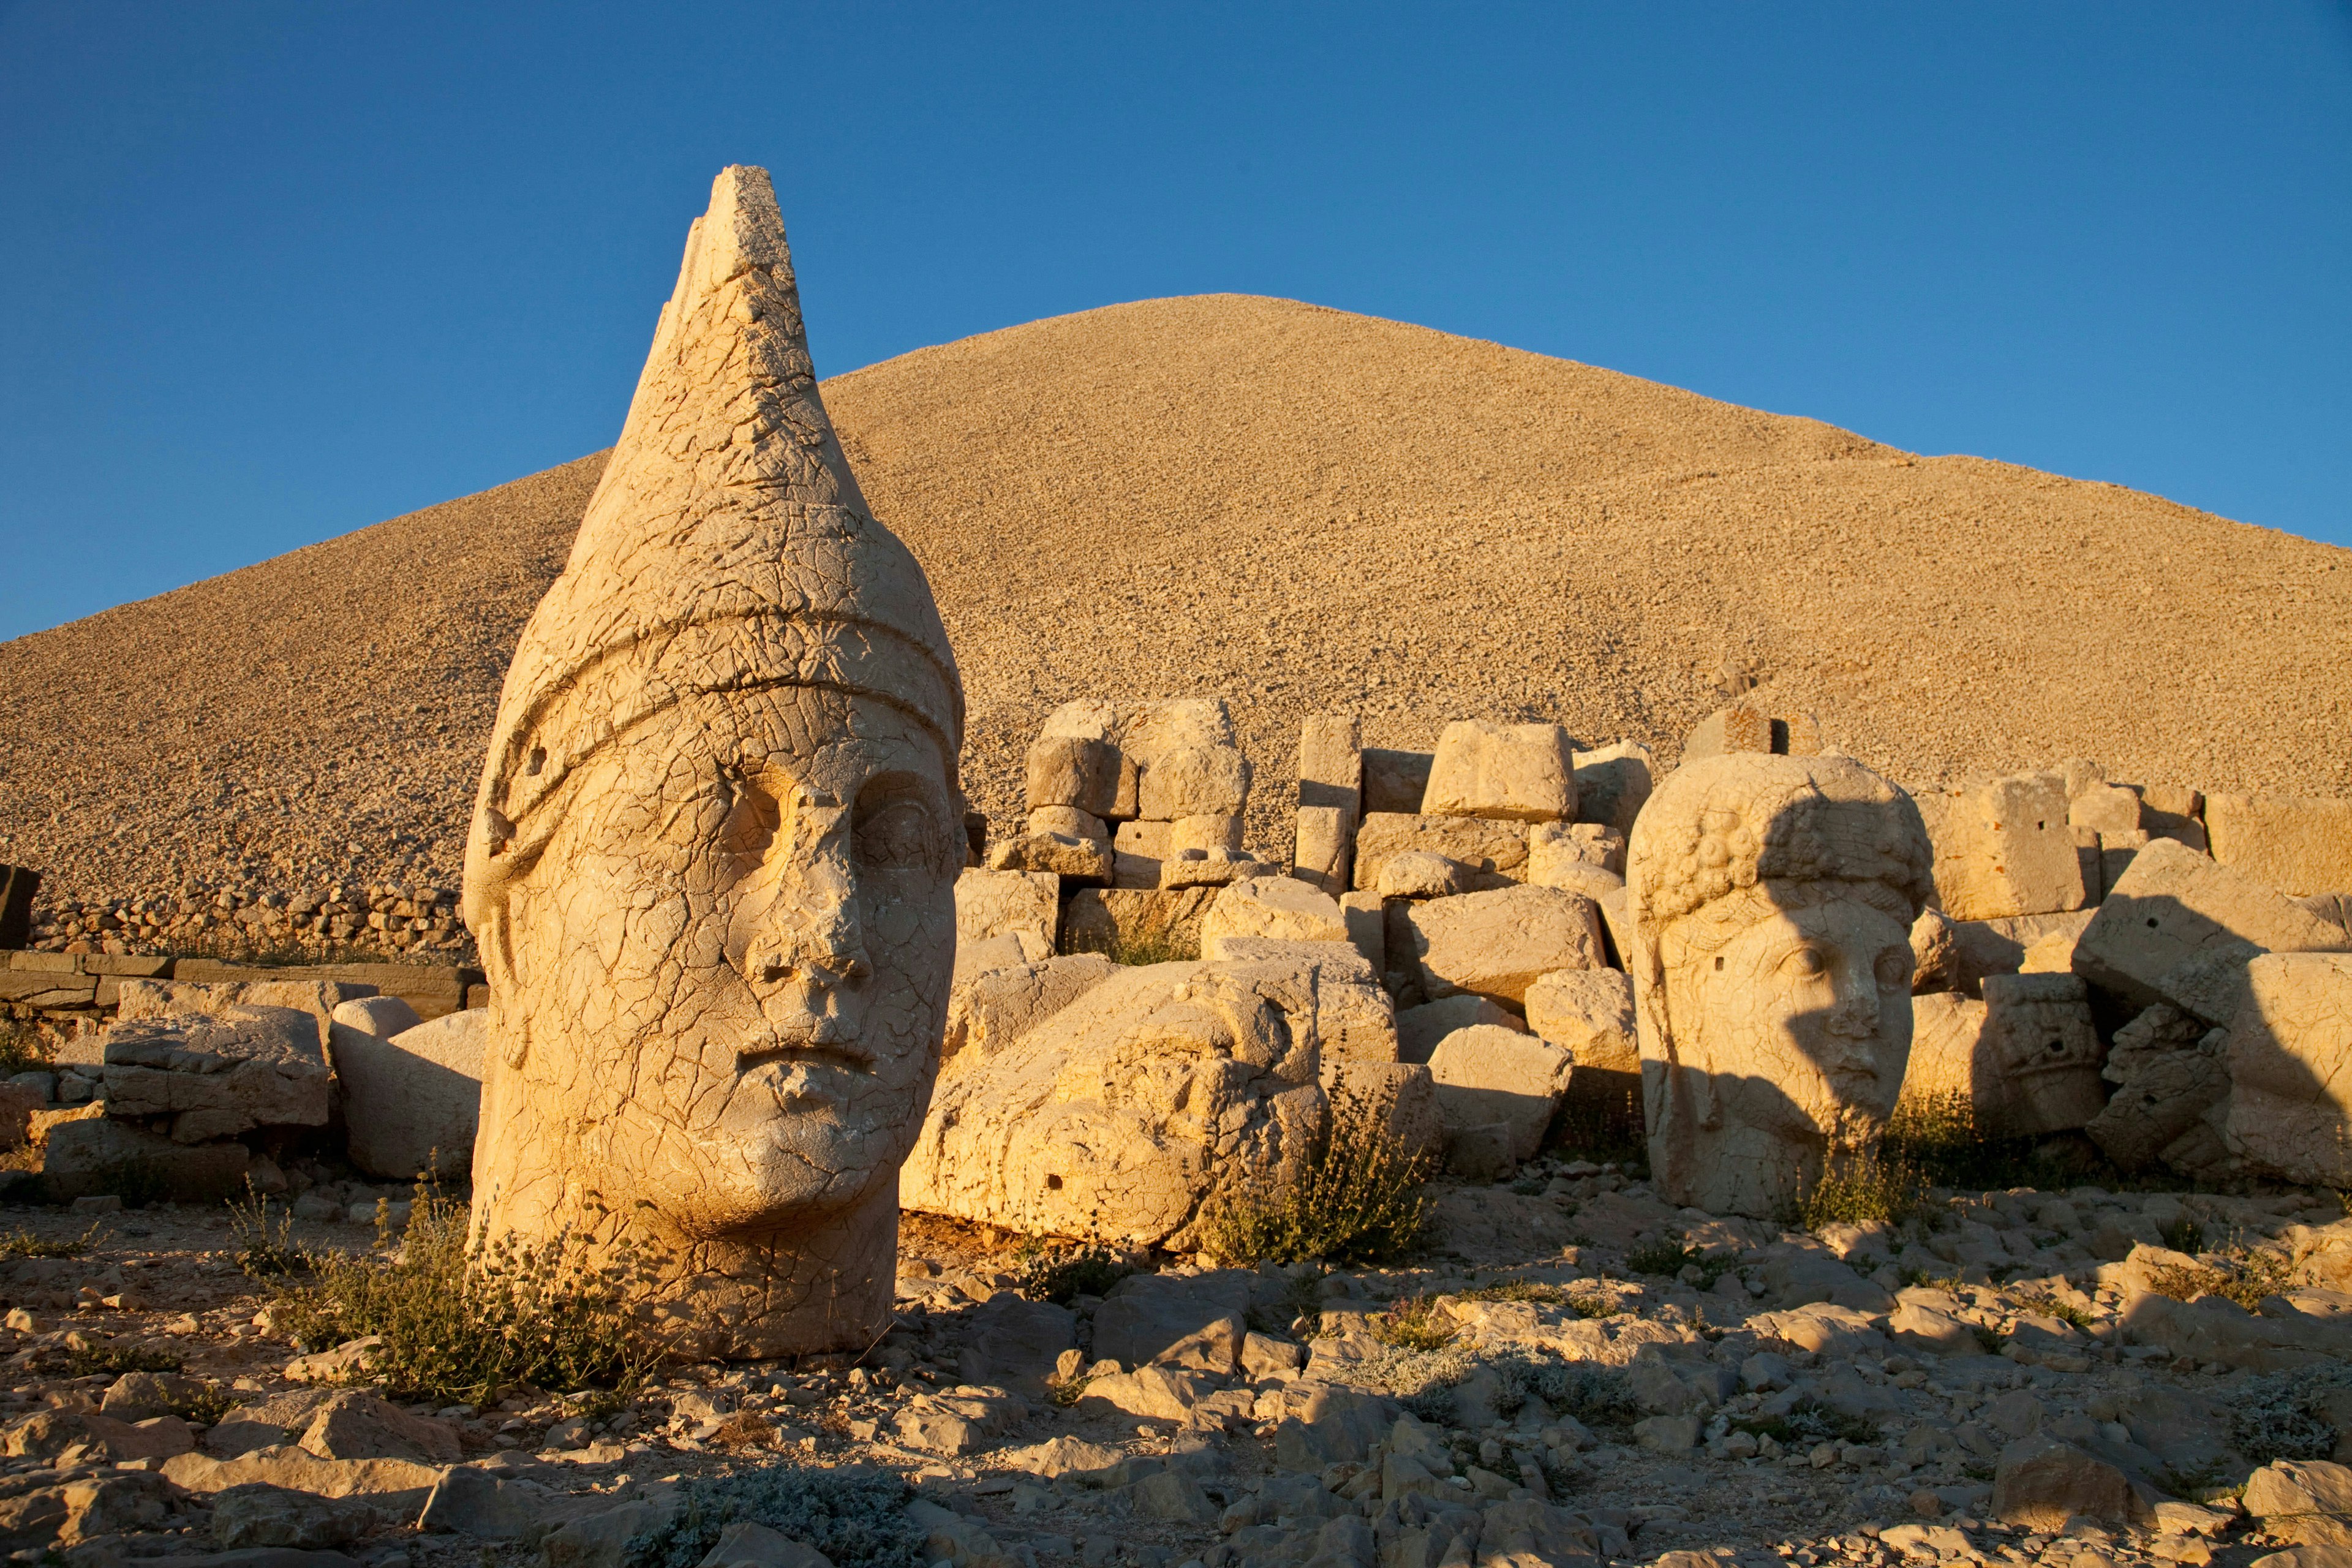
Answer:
(1642, 883, 1915, 1217)
(470, 685, 957, 1358)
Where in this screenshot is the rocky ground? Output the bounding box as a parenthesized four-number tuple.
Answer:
(0, 1163, 2346, 1568)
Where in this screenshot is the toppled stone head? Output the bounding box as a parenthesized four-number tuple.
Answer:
(1629, 752, 1932, 1216)
(461, 166, 963, 1355)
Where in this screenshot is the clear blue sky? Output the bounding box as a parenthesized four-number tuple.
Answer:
(2, 2, 2347, 643)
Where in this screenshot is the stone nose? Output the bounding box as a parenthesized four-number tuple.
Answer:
(740, 851, 872, 991)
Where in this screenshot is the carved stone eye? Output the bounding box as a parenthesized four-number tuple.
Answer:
(1787, 946, 1829, 980)
(853, 785, 941, 874)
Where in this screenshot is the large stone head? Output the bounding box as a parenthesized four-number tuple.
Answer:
(1627, 752, 1932, 1215)
(460, 168, 962, 1346)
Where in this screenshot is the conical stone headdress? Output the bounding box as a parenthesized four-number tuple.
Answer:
(463, 165, 961, 929)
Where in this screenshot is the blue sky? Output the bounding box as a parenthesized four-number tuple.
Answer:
(2, 2, 2346, 643)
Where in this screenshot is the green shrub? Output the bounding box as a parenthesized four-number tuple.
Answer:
(225, 1180, 306, 1278)
(2231, 1365, 2352, 1464)
(2143, 1243, 2297, 1313)
(1625, 1232, 1733, 1287)
(626, 1466, 920, 1568)
(1065, 924, 1197, 966)
(266, 1182, 657, 1406)
(89, 1156, 165, 1210)
(1011, 1240, 1136, 1305)
(0, 1226, 94, 1260)
(1457, 1280, 1570, 1305)
(1195, 1085, 1433, 1266)
(1879, 1090, 2042, 1191)
(2160, 1216, 2206, 1256)
(1735, 1396, 1880, 1448)
(1376, 1295, 1458, 1352)
(68, 1343, 182, 1377)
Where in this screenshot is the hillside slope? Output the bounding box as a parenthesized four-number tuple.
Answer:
(4, 293, 2347, 910)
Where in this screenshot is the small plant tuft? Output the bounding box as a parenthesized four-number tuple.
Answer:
(1066, 925, 1197, 967)
(1734, 1396, 1880, 1448)
(0, 1226, 96, 1260)
(226, 1180, 306, 1278)
(67, 1342, 183, 1377)
(625, 1466, 921, 1568)
(1375, 1295, 1458, 1352)
(265, 1180, 659, 1406)
(1195, 1085, 1433, 1267)
(0, 1016, 53, 1078)
(1011, 1239, 1136, 1306)
(2159, 1216, 2207, 1256)
(2143, 1243, 2297, 1313)
(2230, 1364, 2352, 1465)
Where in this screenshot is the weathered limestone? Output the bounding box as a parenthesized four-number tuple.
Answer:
(941, 954, 1117, 1066)
(100, 1006, 329, 1142)
(1352, 814, 1528, 893)
(1396, 995, 1525, 1065)
(1629, 753, 1934, 1217)
(2085, 1005, 2230, 1174)
(903, 952, 1404, 1248)
(1400, 886, 1605, 1006)
(460, 167, 965, 1357)
(1294, 714, 1362, 896)
(955, 870, 1059, 961)
(2073, 837, 2348, 1016)
(1376, 851, 1475, 900)
(2068, 785, 2143, 837)
(1945, 910, 2096, 997)
(1898, 974, 2104, 1136)
(1571, 741, 1655, 839)
(1525, 970, 1638, 1072)
(1682, 703, 1822, 762)
(331, 1005, 483, 1181)
(1425, 1025, 1574, 1170)
(1529, 821, 1625, 882)
(1422, 721, 1577, 823)
(40, 1118, 248, 1204)
(1025, 734, 1123, 820)
(2206, 795, 2352, 899)
(1199, 876, 1348, 958)
(1912, 772, 2085, 921)
(2223, 954, 2352, 1187)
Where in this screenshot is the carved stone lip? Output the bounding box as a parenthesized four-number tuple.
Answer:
(736, 1039, 873, 1076)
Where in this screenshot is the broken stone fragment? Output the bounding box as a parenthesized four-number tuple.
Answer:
(1912, 771, 2085, 922)
(100, 1005, 328, 1141)
(1402, 884, 1605, 1005)
(1422, 720, 1578, 823)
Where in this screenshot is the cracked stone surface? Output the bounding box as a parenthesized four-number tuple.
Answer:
(1628, 754, 1934, 1218)
(460, 165, 964, 1357)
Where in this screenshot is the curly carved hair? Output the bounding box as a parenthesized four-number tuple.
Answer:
(1630, 752, 1934, 938)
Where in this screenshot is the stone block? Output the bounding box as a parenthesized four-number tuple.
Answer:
(1111, 819, 1171, 888)
(2101, 829, 2151, 904)
(334, 1008, 484, 1180)
(1572, 740, 1656, 837)
(1947, 910, 2095, 997)
(1091, 1273, 1251, 1373)
(956, 869, 1061, 954)
(1524, 969, 1637, 1072)
(0, 970, 97, 1009)
(943, 954, 1118, 1064)
(1427, 1027, 1573, 1163)
(1297, 712, 1362, 815)
(1423, 720, 1577, 823)
(102, 1005, 330, 1140)
(2075, 837, 2348, 1013)
(40, 1118, 248, 1204)
(1293, 805, 1352, 897)
(1529, 821, 1624, 881)
(169, 960, 476, 1022)
(2207, 795, 2352, 897)
(1402, 886, 1605, 1005)
(1200, 877, 1347, 958)
(1058, 888, 1216, 960)
(1339, 889, 1384, 974)
(1377, 851, 1474, 900)
(1025, 734, 1123, 816)
(2070, 785, 2144, 837)
(1913, 772, 2086, 921)
(2073, 825, 2104, 903)
(1137, 745, 1251, 820)
(1169, 812, 1243, 854)
(1992, 1437, 2150, 1531)
(1361, 748, 1433, 815)
(2225, 953, 2352, 1186)
(1396, 995, 1524, 1066)
(1028, 805, 1107, 842)
(1682, 704, 1771, 759)
(1902, 976, 2104, 1136)
(1352, 813, 1528, 892)
(989, 832, 1113, 884)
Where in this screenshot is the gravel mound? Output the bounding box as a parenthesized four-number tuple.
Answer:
(5, 293, 2348, 913)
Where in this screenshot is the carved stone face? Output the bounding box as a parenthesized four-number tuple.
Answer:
(1662, 895, 1917, 1148)
(505, 686, 957, 1235)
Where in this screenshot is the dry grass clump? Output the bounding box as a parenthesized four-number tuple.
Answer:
(267, 1183, 658, 1406)
(1195, 1085, 1433, 1267)
(2142, 1243, 2299, 1312)
(1375, 1295, 1458, 1352)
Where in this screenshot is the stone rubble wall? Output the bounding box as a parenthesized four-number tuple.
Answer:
(10, 879, 473, 965)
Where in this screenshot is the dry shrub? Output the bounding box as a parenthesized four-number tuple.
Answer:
(2143, 1243, 2299, 1312)
(267, 1182, 659, 1406)
(1376, 1295, 1458, 1352)
(1194, 1084, 1432, 1266)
